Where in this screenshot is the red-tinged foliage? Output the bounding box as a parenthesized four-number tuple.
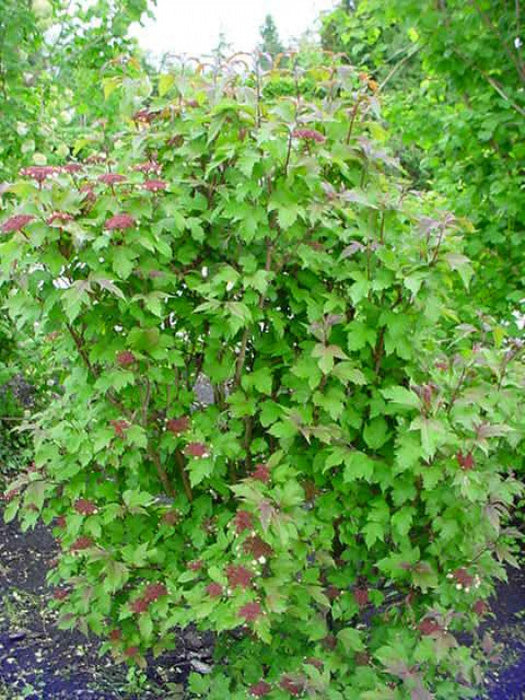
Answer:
(417, 618, 443, 635)
(322, 634, 337, 650)
(74, 498, 97, 515)
(53, 588, 69, 600)
(162, 510, 179, 525)
(279, 674, 304, 696)
(70, 536, 93, 552)
(116, 350, 136, 367)
(61, 163, 83, 174)
(98, 173, 126, 185)
(188, 560, 204, 571)
(355, 652, 371, 666)
(109, 629, 122, 642)
(251, 463, 270, 483)
(243, 535, 273, 559)
(233, 510, 253, 534)
(305, 657, 323, 670)
(133, 109, 157, 123)
(453, 568, 474, 587)
(292, 128, 326, 143)
(1, 488, 20, 502)
(456, 451, 475, 470)
(326, 585, 341, 601)
(354, 587, 369, 607)
(133, 161, 162, 174)
(2, 214, 34, 233)
(239, 601, 262, 622)
(226, 564, 254, 589)
(184, 442, 209, 458)
(130, 597, 149, 614)
(123, 646, 139, 658)
(249, 680, 272, 697)
(104, 213, 135, 230)
(110, 419, 129, 438)
(473, 600, 489, 617)
(166, 417, 190, 435)
(143, 583, 168, 602)
(47, 212, 74, 225)
(20, 165, 59, 181)
(143, 179, 167, 192)
(206, 582, 224, 598)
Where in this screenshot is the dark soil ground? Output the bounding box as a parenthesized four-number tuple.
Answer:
(0, 515, 523, 699)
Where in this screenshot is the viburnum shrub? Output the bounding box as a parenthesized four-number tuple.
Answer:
(1, 57, 523, 699)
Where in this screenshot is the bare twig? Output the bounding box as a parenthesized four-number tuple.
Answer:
(379, 45, 422, 92)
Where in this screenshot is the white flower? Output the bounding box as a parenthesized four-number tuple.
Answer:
(515, 37, 522, 49)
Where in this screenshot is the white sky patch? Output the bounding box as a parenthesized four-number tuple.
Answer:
(130, 0, 338, 59)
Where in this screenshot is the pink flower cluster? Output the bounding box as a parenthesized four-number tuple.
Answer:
(226, 564, 253, 589)
(74, 499, 97, 515)
(116, 350, 136, 367)
(166, 417, 190, 435)
(143, 179, 167, 192)
(292, 128, 326, 143)
(98, 173, 126, 185)
(105, 214, 135, 231)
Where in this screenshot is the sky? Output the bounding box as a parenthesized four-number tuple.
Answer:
(130, 0, 339, 59)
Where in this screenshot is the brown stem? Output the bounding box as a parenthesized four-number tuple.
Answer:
(148, 448, 177, 498)
(66, 324, 98, 377)
(446, 366, 468, 415)
(243, 416, 253, 472)
(174, 448, 193, 502)
(346, 97, 362, 144)
(374, 328, 385, 375)
(283, 131, 293, 177)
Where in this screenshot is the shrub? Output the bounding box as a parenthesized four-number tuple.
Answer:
(1, 58, 523, 698)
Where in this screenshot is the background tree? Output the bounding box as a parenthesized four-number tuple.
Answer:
(259, 14, 285, 58)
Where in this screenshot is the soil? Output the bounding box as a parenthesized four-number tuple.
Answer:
(0, 518, 213, 699)
(0, 515, 523, 699)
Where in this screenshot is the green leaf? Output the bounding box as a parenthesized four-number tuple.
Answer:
(363, 417, 390, 450)
(337, 628, 365, 652)
(189, 458, 214, 487)
(112, 247, 136, 279)
(3, 499, 19, 523)
(343, 452, 375, 482)
(363, 521, 385, 548)
(381, 385, 420, 409)
(242, 367, 273, 395)
(128, 327, 160, 352)
(158, 73, 175, 97)
(411, 562, 438, 591)
(104, 560, 129, 593)
(139, 613, 153, 640)
(346, 322, 376, 351)
(123, 489, 154, 509)
(391, 507, 415, 538)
